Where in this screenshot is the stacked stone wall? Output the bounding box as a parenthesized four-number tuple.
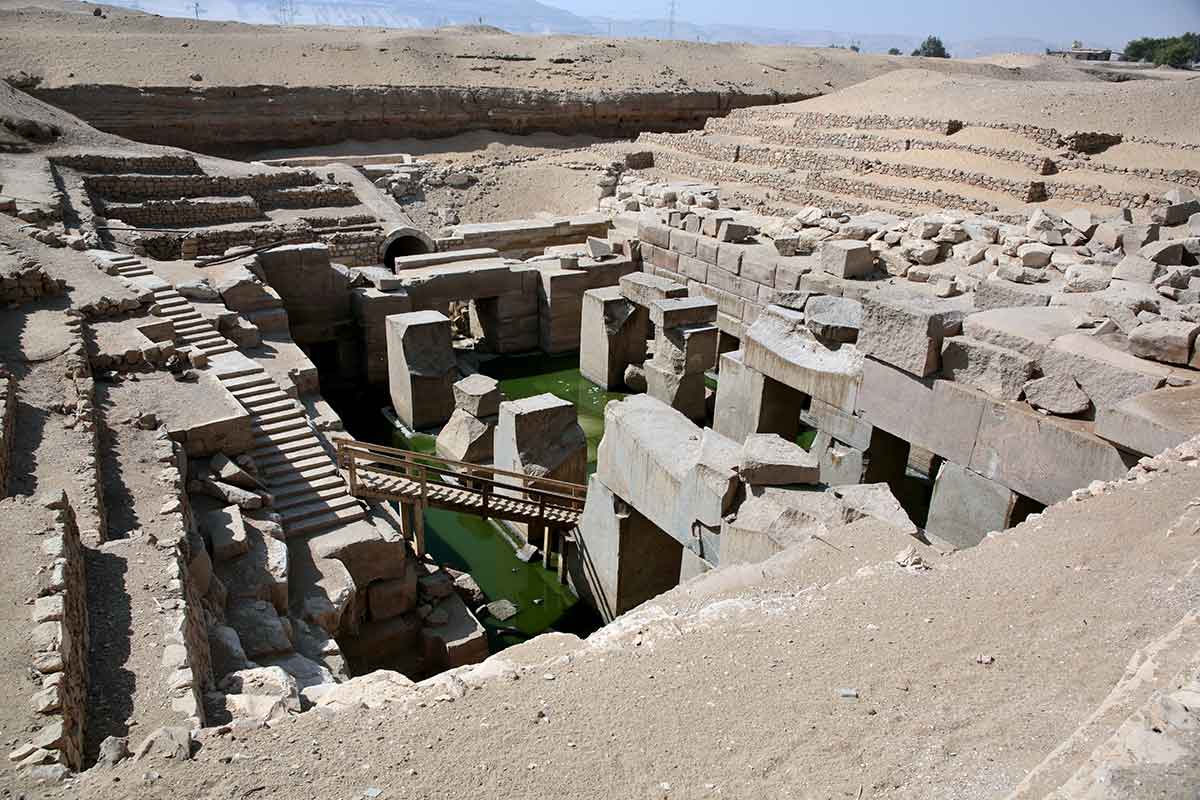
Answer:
(0, 370, 13, 498)
(50, 153, 201, 175)
(323, 229, 385, 267)
(260, 184, 359, 209)
(154, 429, 213, 727)
(0, 253, 68, 305)
(84, 170, 320, 202)
(62, 319, 108, 540)
(102, 195, 263, 227)
(130, 221, 317, 261)
(24, 493, 88, 771)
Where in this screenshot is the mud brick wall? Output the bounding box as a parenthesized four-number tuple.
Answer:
(0, 370, 13, 498)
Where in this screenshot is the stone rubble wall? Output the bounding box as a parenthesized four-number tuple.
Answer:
(0, 370, 13, 498)
(0, 252, 68, 305)
(323, 229, 385, 267)
(50, 153, 202, 175)
(438, 214, 611, 260)
(24, 493, 88, 772)
(154, 429, 213, 727)
(259, 184, 359, 210)
(102, 195, 264, 227)
(63, 318, 108, 541)
(127, 221, 318, 261)
(83, 170, 320, 202)
(639, 132, 1165, 210)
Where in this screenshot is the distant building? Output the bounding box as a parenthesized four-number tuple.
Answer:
(1047, 47, 1113, 61)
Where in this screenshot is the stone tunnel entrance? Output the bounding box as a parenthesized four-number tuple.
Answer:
(381, 226, 435, 270)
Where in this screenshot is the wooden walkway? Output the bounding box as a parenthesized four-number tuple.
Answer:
(337, 440, 587, 557)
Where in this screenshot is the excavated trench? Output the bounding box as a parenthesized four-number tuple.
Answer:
(28, 84, 817, 157)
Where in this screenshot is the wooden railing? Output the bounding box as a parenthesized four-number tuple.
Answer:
(336, 439, 587, 530)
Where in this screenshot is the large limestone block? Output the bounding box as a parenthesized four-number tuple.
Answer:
(1023, 375, 1090, 415)
(808, 397, 873, 451)
(743, 306, 863, 412)
(309, 519, 407, 588)
(738, 433, 820, 486)
(435, 408, 495, 463)
(314, 670, 417, 712)
(216, 267, 282, 313)
(289, 541, 355, 636)
(452, 374, 501, 417)
(654, 323, 718, 376)
(969, 399, 1131, 505)
(925, 462, 1017, 550)
(828, 483, 917, 535)
(820, 240, 874, 279)
(712, 350, 803, 444)
(813, 433, 866, 486)
(579, 287, 648, 389)
(975, 279, 1051, 310)
(596, 395, 739, 549)
(385, 310, 456, 430)
(227, 600, 292, 659)
(1095, 384, 1200, 457)
(215, 516, 289, 614)
(940, 337, 1036, 400)
(420, 592, 488, 671)
(1128, 321, 1200, 366)
(1039, 334, 1170, 412)
(574, 475, 683, 621)
(644, 358, 707, 421)
(805, 295, 862, 343)
(366, 560, 419, 620)
(649, 296, 717, 329)
(618, 272, 687, 308)
(494, 393, 587, 486)
(962, 307, 1089, 361)
(201, 505, 250, 562)
(857, 287, 971, 377)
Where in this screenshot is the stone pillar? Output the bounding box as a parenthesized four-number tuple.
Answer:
(644, 297, 718, 422)
(435, 374, 502, 463)
(579, 287, 649, 390)
(712, 350, 804, 444)
(925, 461, 1018, 549)
(385, 310, 456, 430)
(493, 393, 587, 488)
(571, 475, 683, 622)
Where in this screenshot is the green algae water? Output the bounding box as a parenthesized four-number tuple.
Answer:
(322, 354, 611, 651)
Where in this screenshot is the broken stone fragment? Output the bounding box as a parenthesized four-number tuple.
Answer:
(738, 433, 820, 486)
(1022, 375, 1090, 416)
(451, 373, 501, 418)
(211, 452, 263, 491)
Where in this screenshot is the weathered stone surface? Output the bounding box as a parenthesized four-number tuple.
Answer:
(925, 462, 1017, 549)
(1111, 255, 1164, 284)
(451, 374, 501, 418)
(1128, 321, 1200, 366)
(820, 240, 874, 279)
(597, 395, 739, 549)
(435, 408, 495, 463)
(574, 475, 684, 621)
(975, 278, 1051, 310)
(814, 435, 866, 486)
(721, 486, 841, 565)
(857, 286, 971, 377)
(218, 666, 301, 714)
(211, 452, 262, 491)
(962, 306, 1089, 361)
(808, 397, 873, 451)
(227, 600, 292, 659)
(743, 306, 863, 412)
(202, 505, 250, 562)
(209, 624, 255, 678)
(216, 515, 289, 613)
(1040, 334, 1170, 412)
(1096, 384, 1200, 457)
(968, 398, 1131, 505)
(738, 433, 820, 486)
(711, 350, 803, 445)
(940, 337, 1036, 400)
(310, 519, 406, 587)
(618, 272, 687, 307)
(1140, 240, 1184, 266)
(644, 358, 707, 420)
(649, 296, 717, 329)
(494, 393, 587, 487)
(654, 323, 718, 376)
(133, 727, 192, 762)
(828, 483, 917, 535)
(1022, 375, 1090, 415)
(366, 561, 419, 620)
(804, 295, 862, 343)
(314, 670, 417, 712)
(579, 286, 648, 390)
(386, 310, 456, 430)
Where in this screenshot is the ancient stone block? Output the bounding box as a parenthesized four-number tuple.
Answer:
(435, 409, 495, 463)
(925, 462, 1017, 550)
(1039, 333, 1170, 412)
(494, 393, 587, 487)
(644, 359, 707, 420)
(738, 433, 820, 486)
(743, 306, 863, 412)
(579, 287, 649, 390)
(385, 310, 456, 430)
(649, 297, 717, 329)
(940, 337, 1036, 400)
(452, 374, 501, 418)
(1128, 321, 1200, 366)
(618, 272, 687, 308)
(1095, 384, 1200, 457)
(857, 286, 970, 377)
(712, 350, 803, 444)
(804, 295, 862, 343)
(820, 240, 874, 279)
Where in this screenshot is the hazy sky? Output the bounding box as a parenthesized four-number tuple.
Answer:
(545, 0, 1200, 42)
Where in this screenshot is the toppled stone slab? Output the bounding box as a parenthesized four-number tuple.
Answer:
(821, 240, 874, 279)
(1040, 334, 1170, 412)
(494, 393, 587, 487)
(828, 483, 917, 536)
(940, 336, 1036, 401)
(1096, 384, 1200, 457)
(962, 307, 1090, 361)
(435, 408, 495, 463)
(857, 286, 971, 377)
(804, 295, 862, 343)
(386, 310, 456, 430)
(1128, 321, 1200, 367)
(925, 462, 1017, 550)
(227, 599, 292, 659)
(618, 272, 687, 307)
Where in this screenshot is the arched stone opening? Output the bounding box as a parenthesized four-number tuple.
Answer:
(380, 226, 435, 270)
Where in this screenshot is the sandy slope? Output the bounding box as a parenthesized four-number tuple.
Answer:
(0, 0, 1102, 93)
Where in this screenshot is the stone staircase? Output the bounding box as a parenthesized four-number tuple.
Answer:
(89, 251, 367, 538)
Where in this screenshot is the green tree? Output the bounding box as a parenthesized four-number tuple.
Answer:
(888, 47, 902, 55)
(911, 35, 950, 58)
(1124, 33, 1200, 66)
